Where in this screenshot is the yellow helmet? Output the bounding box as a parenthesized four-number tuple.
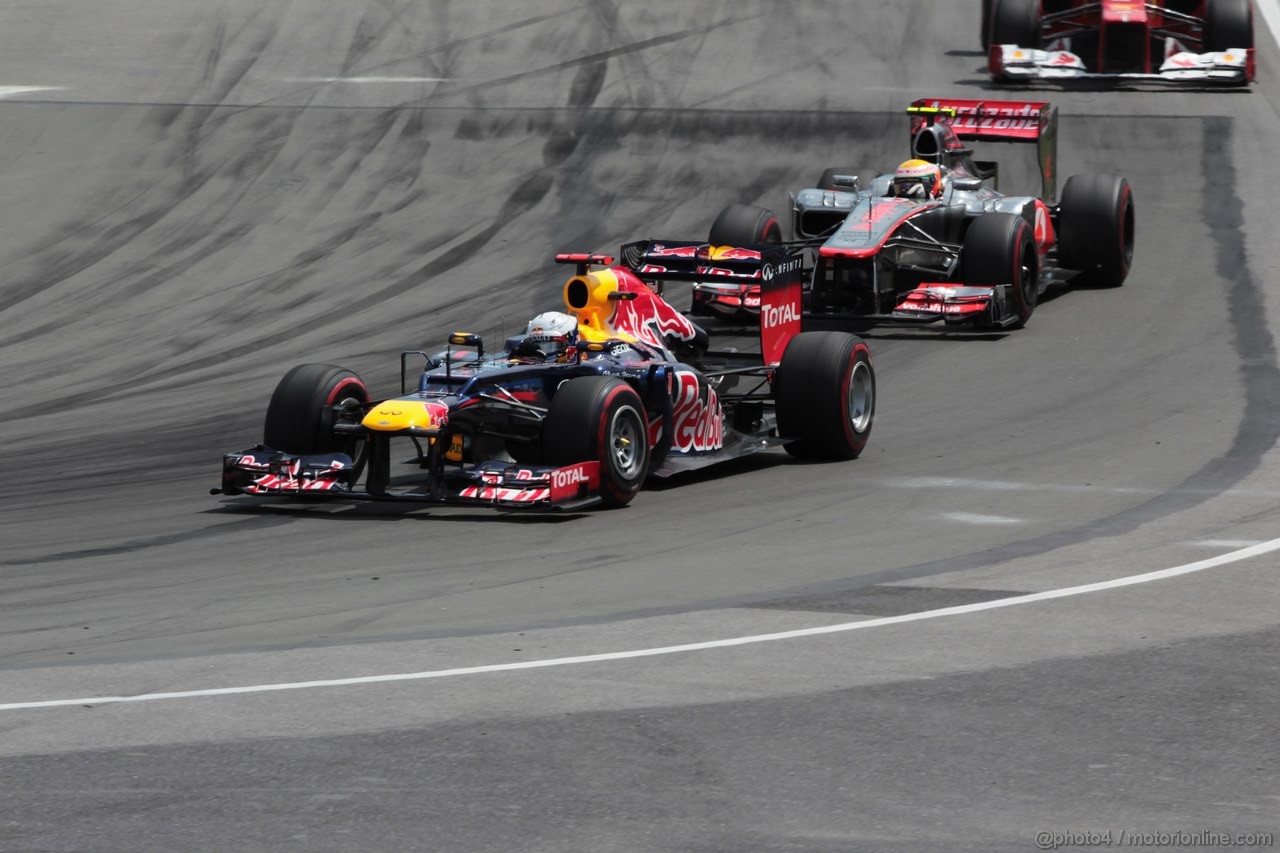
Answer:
(893, 159, 943, 199)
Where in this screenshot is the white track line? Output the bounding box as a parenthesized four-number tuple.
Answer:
(1191, 538, 1268, 548)
(942, 511, 1024, 525)
(882, 475, 1156, 495)
(2, 537, 1278, 713)
(880, 475, 1280, 499)
(0, 86, 63, 99)
(1257, 0, 1280, 48)
(289, 77, 450, 83)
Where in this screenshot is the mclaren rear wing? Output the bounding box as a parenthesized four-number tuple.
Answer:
(909, 98, 1059, 202)
(616, 240, 804, 366)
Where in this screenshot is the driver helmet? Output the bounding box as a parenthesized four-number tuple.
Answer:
(892, 159, 943, 199)
(522, 311, 578, 358)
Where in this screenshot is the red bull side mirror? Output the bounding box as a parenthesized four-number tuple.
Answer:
(443, 332, 483, 379)
(448, 332, 483, 356)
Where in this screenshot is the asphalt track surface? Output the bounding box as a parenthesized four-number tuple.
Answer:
(1, 2, 1279, 850)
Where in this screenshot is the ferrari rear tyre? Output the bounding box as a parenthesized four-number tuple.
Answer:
(1057, 174, 1135, 288)
(990, 0, 1041, 47)
(816, 167, 880, 193)
(708, 204, 782, 247)
(963, 212, 1039, 328)
(544, 376, 649, 508)
(1205, 0, 1253, 52)
(263, 363, 369, 455)
(775, 332, 875, 460)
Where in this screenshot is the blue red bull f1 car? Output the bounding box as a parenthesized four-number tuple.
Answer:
(213, 246, 875, 511)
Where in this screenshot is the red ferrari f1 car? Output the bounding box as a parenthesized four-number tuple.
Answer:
(983, 0, 1255, 84)
(214, 246, 875, 511)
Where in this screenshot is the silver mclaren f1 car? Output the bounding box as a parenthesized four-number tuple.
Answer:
(696, 97, 1135, 330)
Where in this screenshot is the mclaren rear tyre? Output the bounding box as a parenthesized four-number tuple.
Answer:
(775, 332, 875, 461)
(1205, 0, 1253, 52)
(700, 203, 782, 318)
(816, 167, 881, 193)
(1057, 174, 1135, 288)
(963, 212, 1039, 328)
(708, 203, 782, 247)
(544, 376, 649, 508)
(990, 0, 1041, 48)
(263, 363, 369, 455)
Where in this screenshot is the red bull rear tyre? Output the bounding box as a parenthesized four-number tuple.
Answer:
(774, 332, 875, 461)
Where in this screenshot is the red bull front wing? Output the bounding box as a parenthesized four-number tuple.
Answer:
(220, 448, 605, 511)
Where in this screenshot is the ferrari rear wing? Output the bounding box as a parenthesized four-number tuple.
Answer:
(617, 240, 804, 366)
(909, 98, 1059, 202)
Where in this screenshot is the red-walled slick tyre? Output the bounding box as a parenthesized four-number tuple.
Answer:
(1058, 174, 1135, 288)
(263, 363, 369, 455)
(696, 204, 783, 316)
(544, 376, 649, 508)
(964, 212, 1039, 328)
(708, 203, 782, 246)
(774, 332, 875, 460)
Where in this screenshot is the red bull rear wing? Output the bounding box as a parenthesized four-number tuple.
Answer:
(623, 240, 767, 276)
(619, 240, 803, 366)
